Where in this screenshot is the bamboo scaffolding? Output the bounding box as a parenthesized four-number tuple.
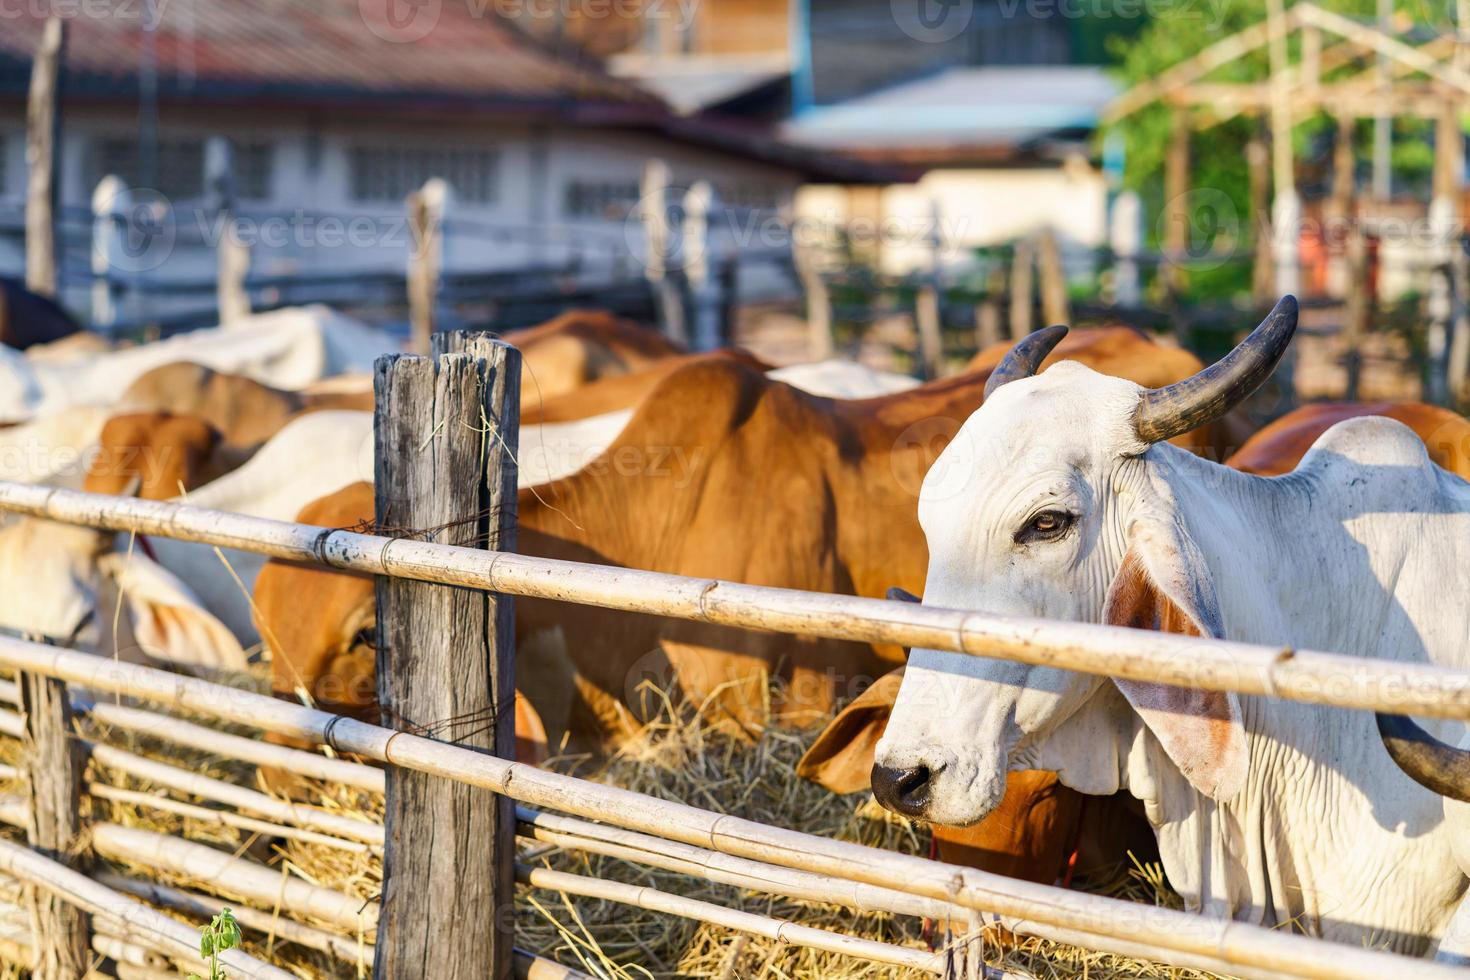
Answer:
(0, 837, 293, 980)
(1, 638, 1458, 980)
(516, 863, 945, 974)
(90, 823, 380, 935)
(4, 483, 1470, 720)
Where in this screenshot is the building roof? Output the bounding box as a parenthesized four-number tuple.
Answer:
(0, 0, 660, 115)
(781, 66, 1118, 166)
(608, 53, 793, 116)
(0, 2, 893, 182)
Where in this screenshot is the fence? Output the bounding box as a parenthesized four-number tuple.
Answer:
(0, 335, 1468, 979)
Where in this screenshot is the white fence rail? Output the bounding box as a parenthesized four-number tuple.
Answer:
(1, 481, 1468, 720)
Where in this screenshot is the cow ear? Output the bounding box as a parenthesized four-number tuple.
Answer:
(796, 670, 905, 794)
(96, 552, 248, 674)
(514, 692, 548, 767)
(1102, 520, 1248, 802)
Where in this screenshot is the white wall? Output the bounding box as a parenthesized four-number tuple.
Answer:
(796, 155, 1108, 278)
(0, 105, 807, 315)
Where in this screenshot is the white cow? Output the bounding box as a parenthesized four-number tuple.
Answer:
(871, 297, 1470, 958)
(0, 306, 394, 423)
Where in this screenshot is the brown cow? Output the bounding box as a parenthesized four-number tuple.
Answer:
(261, 332, 1228, 884)
(1228, 400, 1470, 479)
(82, 413, 235, 500)
(87, 363, 377, 500)
(267, 330, 1231, 748)
(521, 348, 770, 423)
(506, 310, 681, 409)
(253, 481, 546, 768)
(796, 669, 1156, 882)
(119, 361, 374, 450)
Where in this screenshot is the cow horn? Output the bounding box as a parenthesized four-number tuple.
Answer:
(1133, 295, 1298, 444)
(1376, 712, 1470, 803)
(983, 325, 1069, 398)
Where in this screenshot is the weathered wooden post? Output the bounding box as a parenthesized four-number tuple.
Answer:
(1110, 189, 1141, 309)
(682, 180, 723, 352)
(1036, 226, 1070, 326)
(20, 661, 87, 978)
(1008, 235, 1035, 339)
(1435, 103, 1470, 405)
(26, 17, 65, 299)
(207, 136, 251, 325)
(914, 199, 944, 379)
(1247, 134, 1274, 305)
(405, 178, 450, 355)
(974, 258, 1004, 351)
(1161, 109, 1190, 300)
(1344, 222, 1370, 402)
(1325, 113, 1356, 300)
(639, 159, 688, 346)
(373, 332, 519, 980)
(90, 176, 129, 331)
(793, 229, 833, 360)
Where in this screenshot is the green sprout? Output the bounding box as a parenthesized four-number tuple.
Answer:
(188, 908, 242, 980)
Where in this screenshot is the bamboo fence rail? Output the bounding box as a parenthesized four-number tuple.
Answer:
(2, 481, 1468, 719)
(0, 635, 1458, 980)
(515, 862, 947, 974)
(0, 837, 293, 980)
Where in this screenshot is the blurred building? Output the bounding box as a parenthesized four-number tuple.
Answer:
(0, 0, 874, 314)
(527, 0, 1127, 275)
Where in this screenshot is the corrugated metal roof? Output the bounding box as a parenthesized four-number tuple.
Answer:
(781, 66, 1117, 157)
(0, 0, 661, 110)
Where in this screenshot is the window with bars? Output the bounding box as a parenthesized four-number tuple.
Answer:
(349, 146, 498, 204)
(86, 138, 274, 202)
(563, 179, 641, 220)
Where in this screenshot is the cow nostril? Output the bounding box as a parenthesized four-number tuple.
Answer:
(870, 762, 933, 817)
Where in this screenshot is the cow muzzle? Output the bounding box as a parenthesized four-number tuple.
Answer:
(870, 762, 934, 818)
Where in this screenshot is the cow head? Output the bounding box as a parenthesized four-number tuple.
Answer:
(871, 298, 1297, 827)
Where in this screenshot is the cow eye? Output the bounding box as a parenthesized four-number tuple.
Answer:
(1015, 510, 1074, 544)
(353, 626, 377, 651)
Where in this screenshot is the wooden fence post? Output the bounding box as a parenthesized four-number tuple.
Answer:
(90, 176, 129, 331)
(1109, 189, 1141, 309)
(640, 159, 688, 346)
(26, 17, 65, 300)
(406, 179, 450, 355)
(1036, 226, 1070, 326)
(206, 136, 251, 325)
(1008, 236, 1035, 339)
(1343, 222, 1370, 402)
(20, 668, 87, 979)
(1162, 109, 1190, 301)
(373, 334, 520, 980)
(914, 198, 944, 379)
(793, 229, 833, 360)
(682, 181, 723, 352)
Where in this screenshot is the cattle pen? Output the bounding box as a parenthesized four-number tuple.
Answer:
(0, 338, 1468, 980)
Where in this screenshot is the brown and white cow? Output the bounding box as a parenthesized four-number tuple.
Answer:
(505, 310, 681, 411)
